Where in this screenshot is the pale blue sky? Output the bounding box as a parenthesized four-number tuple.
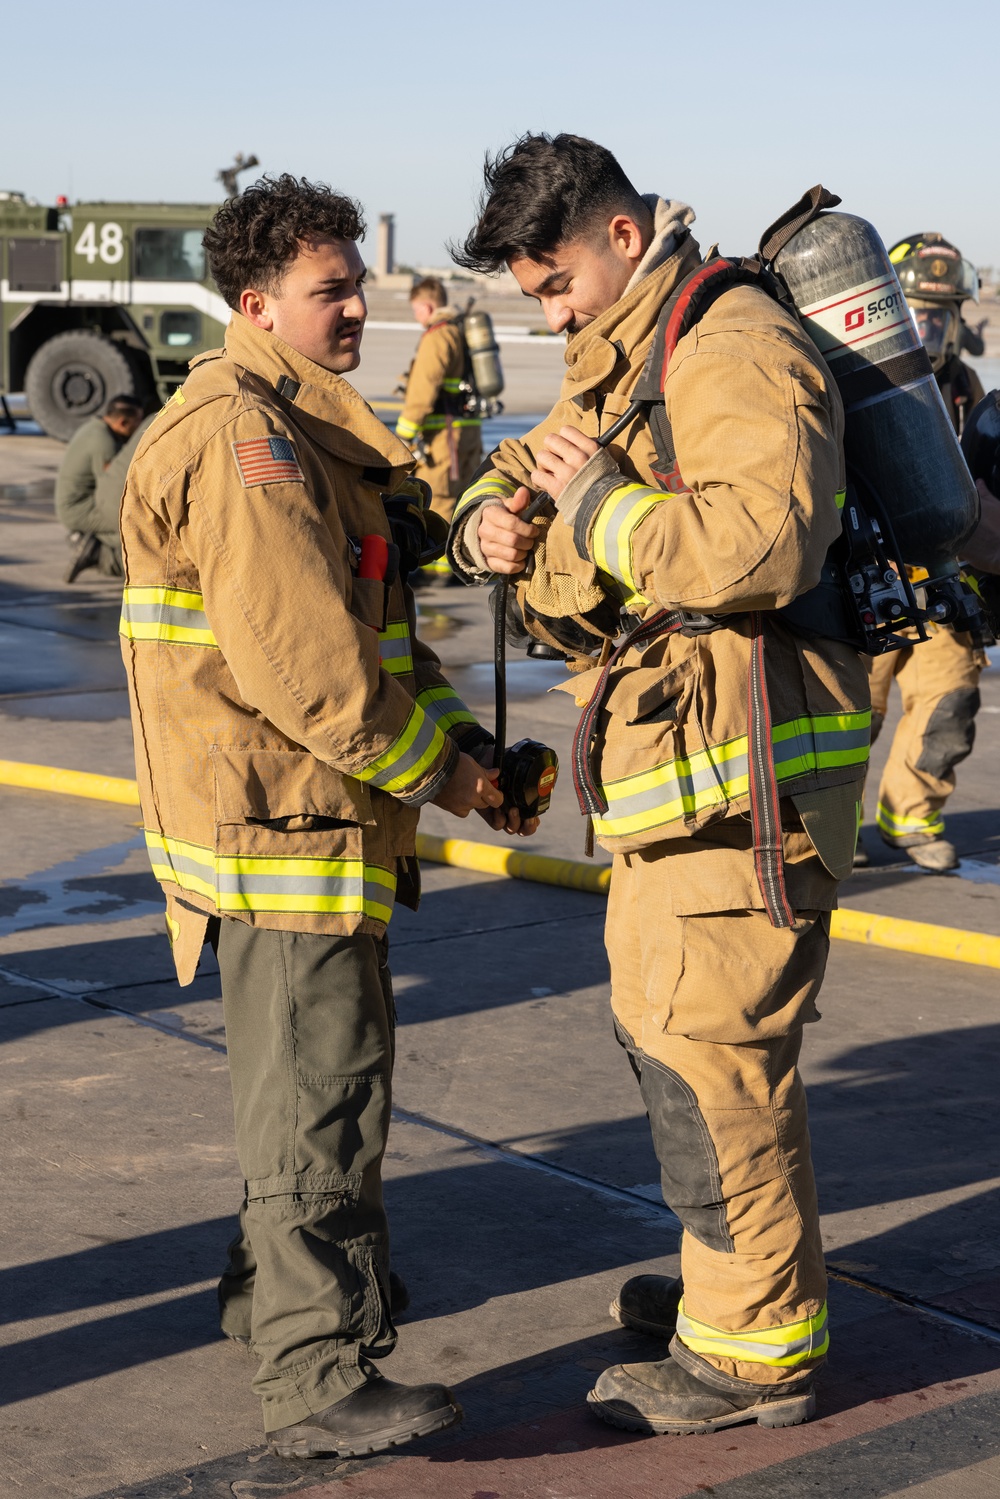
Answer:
(6, 0, 999, 270)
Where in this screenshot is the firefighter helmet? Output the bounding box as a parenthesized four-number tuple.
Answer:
(888, 234, 978, 371)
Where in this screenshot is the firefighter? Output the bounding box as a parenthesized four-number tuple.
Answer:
(859, 234, 988, 872)
(395, 277, 482, 578)
(448, 134, 869, 1436)
(55, 394, 144, 581)
(119, 174, 535, 1460)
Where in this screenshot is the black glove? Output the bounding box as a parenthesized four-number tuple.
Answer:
(382, 478, 448, 582)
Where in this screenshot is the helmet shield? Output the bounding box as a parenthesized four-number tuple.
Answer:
(890, 233, 979, 305)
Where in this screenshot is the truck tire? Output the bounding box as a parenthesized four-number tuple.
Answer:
(25, 331, 143, 442)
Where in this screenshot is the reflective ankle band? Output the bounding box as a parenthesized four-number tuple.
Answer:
(676, 1300, 829, 1368)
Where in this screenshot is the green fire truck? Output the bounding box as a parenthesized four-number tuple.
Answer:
(0, 193, 227, 440)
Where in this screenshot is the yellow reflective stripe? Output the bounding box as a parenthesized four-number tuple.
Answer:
(835, 488, 846, 511)
(417, 685, 478, 734)
(454, 472, 517, 523)
(677, 1301, 829, 1368)
(119, 586, 219, 649)
(876, 801, 945, 838)
(354, 703, 448, 795)
(593, 711, 871, 840)
(144, 830, 397, 922)
(441, 377, 463, 393)
(418, 415, 481, 431)
(590, 482, 665, 595)
(378, 619, 413, 677)
(395, 416, 420, 440)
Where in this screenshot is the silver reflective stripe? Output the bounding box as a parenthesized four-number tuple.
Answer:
(676, 1304, 829, 1366)
(365, 707, 442, 790)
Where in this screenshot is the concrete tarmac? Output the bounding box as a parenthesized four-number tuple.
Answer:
(2, 412, 1000, 1498)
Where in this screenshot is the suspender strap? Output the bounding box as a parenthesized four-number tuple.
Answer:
(571, 609, 683, 816)
(747, 611, 795, 928)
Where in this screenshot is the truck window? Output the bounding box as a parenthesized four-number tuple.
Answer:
(134, 227, 206, 281)
(161, 310, 202, 347)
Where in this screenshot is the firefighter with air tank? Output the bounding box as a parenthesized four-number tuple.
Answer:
(448, 134, 876, 1437)
(447, 134, 983, 1438)
(859, 234, 989, 871)
(395, 276, 484, 577)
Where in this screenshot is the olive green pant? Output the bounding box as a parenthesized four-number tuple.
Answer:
(214, 919, 397, 1432)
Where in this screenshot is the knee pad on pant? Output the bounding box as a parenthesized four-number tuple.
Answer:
(639, 1055, 733, 1254)
(916, 687, 980, 778)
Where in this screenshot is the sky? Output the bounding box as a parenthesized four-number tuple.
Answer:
(5, 0, 999, 273)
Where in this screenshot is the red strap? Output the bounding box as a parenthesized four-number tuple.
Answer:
(660, 259, 737, 388)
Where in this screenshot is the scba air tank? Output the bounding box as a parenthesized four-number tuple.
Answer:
(774, 213, 979, 577)
(463, 309, 504, 400)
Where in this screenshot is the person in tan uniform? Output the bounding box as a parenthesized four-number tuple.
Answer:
(449, 134, 870, 1436)
(860, 235, 988, 871)
(395, 277, 482, 578)
(119, 175, 535, 1460)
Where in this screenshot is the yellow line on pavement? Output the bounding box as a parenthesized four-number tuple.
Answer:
(829, 907, 1000, 969)
(2, 759, 999, 969)
(414, 832, 612, 895)
(0, 760, 141, 806)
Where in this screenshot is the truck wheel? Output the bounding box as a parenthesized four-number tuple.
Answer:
(25, 331, 141, 442)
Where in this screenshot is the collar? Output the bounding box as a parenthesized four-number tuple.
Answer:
(223, 315, 413, 470)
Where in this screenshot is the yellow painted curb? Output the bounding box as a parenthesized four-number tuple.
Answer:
(0, 760, 140, 806)
(414, 833, 612, 895)
(829, 907, 1000, 969)
(1, 758, 998, 969)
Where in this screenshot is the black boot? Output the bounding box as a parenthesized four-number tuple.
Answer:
(65, 533, 101, 583)
(610, 1273, 682, 1338)
(588, 1335, 815, 1435)
(267, 1372, 462, 1459)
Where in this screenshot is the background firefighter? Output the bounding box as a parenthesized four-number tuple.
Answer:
(395, 276, 483, 579)
(448, 133, 869, 1438)
(859, 234, 989, 873)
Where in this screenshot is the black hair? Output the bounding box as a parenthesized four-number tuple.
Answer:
(203, 173, 366, 310)
(105, 394, 144, 415)
(451, 133, 648, 275)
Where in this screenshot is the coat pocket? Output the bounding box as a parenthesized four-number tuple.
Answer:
(212, 748, 375, 829)
(603, 664, 692, 725)
(349, 575, 389, 633)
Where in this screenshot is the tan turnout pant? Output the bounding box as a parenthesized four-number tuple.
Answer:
(868, 627, 985, 846)
(606, 817, 837, 1386)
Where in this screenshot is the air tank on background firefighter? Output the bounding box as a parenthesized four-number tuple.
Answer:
(463, 309, 504, 402)
(773, 213, 980, 580)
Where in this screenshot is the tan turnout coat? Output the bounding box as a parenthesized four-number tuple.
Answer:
(450, 227, 870, 905)
(121, 316, 477, 983)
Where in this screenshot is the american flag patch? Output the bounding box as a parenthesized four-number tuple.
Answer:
(232, 435, 305, 487)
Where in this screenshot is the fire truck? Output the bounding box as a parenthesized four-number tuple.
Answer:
(0, 193, 227, 439)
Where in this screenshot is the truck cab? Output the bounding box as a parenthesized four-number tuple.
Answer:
(0, 194, 227, 439)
